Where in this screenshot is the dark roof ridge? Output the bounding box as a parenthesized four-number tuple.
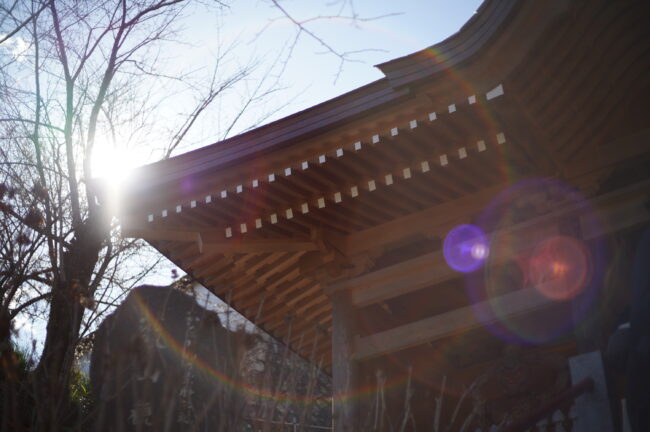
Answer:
(376, 0, 519, 88)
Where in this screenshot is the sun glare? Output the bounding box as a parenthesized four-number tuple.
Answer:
(91, 138, 136, 188)
(90, 136, 143, 215)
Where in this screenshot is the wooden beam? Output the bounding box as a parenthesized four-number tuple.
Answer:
(353, 287, 552, 360)
(122, 227, 319, 254)
(580, 183, 650, 240)
(339, 183, 506, 255)
(122, 227, 205, 243)
(327, 221, 558, 306)
(328, 179, 650, 307)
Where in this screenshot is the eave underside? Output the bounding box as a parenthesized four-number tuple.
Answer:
(120, 0, 650, 370)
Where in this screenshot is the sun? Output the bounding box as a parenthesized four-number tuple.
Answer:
(89, 135, 147, 216)
(90, 136, 137, 189)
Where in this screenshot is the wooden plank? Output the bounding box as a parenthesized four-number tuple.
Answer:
(123, 227, 319, 254)
(265, 291, 327, 332)
(328, 179, 650, 306)
(580, 185, 650, 240)
(285, 316, 332, 350)
(340, 183, 506, 255)
(246, 278, 317, 325)
(122, 227, 205, 243)
(193, 255, 233, 279)
(164, 242, 223, 271)
(328, 221, 557, 305)
(353, 287, 552, 360)
(243, 252, 285, 276)
(346, 225, 558, 307)
(266, 305, 331, 350)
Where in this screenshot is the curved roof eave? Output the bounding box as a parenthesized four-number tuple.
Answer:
(375, 0, 520, 88)
(122, 0, 521, 212)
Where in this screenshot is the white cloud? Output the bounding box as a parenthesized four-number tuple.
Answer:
(0, 34, 30, 62)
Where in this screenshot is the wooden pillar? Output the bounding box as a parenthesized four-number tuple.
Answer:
(569, 351, 614, 431)
(331, 290, 359, 432)
(561, 216, 604, 353)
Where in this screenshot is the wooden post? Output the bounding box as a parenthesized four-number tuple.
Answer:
(569, 351, 614, 432)
(562, 215, 603, 353)
(331, 290, 359, 432)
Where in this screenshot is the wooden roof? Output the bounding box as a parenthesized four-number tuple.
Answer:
(120, 0, 650, 369)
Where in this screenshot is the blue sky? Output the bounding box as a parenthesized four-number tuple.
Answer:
(192, 0, 484, 121)
(89, 1, 484, 179)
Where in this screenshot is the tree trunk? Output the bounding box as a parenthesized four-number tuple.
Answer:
(0, 307, 21, 431)
(34, 215, 106, 431)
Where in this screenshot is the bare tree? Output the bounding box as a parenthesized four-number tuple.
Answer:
(0, 0, 391, 430)
(0, 0, 290, 429)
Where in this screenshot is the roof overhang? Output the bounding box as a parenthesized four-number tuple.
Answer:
(118, 0, 650, 369)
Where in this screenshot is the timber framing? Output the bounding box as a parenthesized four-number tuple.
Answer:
(353, 287, 554, 361)
(350, 182, 650, 360)
(118, 0, 650, 382)
(327, 180, 650, 307)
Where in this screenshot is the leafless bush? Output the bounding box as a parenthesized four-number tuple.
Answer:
(360, 369, 487, 432)
(79, 282, 329, 432)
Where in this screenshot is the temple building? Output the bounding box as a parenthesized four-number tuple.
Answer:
(119, 0, 650, 430)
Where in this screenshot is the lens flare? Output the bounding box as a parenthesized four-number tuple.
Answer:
(529, 236, 592, 301)
(443, 224, 489, 273)
(465, 178, 606, 345)
(471, 243, 489, 260)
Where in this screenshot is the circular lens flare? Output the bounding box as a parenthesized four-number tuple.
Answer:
(465, 178, 606, 346)
(444, 224, 489, 273)
(471, 243, 489, 260)
(529, 236, 592, 301)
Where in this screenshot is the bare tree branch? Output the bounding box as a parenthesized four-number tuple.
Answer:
(0, 118, 64, 133)
(0, 0, 49, 45)
(10, 292, 51, 319)
(266, 0, 397, 82)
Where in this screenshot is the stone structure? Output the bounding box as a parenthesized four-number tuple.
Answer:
(90, 285, 253, 431)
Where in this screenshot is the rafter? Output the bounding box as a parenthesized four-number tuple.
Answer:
(353, 287, 552, 360)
